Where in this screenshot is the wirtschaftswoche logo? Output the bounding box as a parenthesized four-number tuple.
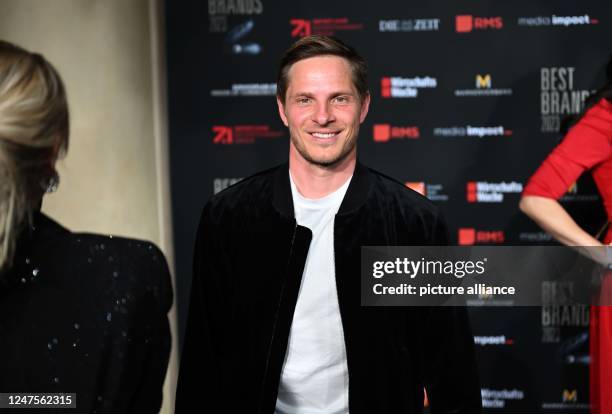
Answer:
(474, 335, 514, 346)
(379, 18, 440, 32)
(466, 181, 523, 203)
(373, 124, 419, 142)
(454, 74, 513, 97)
(210, 82, 276, 97)
(518, 14, 599, 27)
(290, 18, 363, 37)
(433, 125, 512, 138)
(405, 182, 449, 202)
(456, 15, 503, 33)
(380, 76, 437, 98)
(212, 125, 283, 144)
(540, 67, 591, 133)
(458, 228, 505, 245)
(481, 389, 525, 409)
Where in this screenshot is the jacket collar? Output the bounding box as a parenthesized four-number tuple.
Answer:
(272, 160, 373, 218)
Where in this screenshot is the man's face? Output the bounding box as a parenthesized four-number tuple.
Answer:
(277, 55, 370, 168)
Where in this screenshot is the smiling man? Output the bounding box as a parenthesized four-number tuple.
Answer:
(176, 35, 481, 414)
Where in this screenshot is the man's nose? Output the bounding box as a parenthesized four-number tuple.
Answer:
(313, 102, 335, 125)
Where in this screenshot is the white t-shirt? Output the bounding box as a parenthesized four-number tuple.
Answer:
(275, 173, 352, 414)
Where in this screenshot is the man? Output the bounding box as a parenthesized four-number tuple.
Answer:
(176, 35, 481, 413)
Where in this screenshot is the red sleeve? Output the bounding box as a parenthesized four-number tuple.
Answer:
(523, 99, 612, 199)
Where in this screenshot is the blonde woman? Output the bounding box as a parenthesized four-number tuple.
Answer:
(0, 41, 172, 413)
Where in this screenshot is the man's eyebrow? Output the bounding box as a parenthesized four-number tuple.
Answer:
(289, 91, 356, 98)
(290, 92, 315, 98)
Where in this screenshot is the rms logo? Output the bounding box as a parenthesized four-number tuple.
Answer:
(373, 124, 420, 142)
(456, 15, 503, 32)
(458, 228, 505, 245)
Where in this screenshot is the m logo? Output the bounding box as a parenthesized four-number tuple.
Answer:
(212, 126, 233, 144)
(290, 19, 312, 37)
(562, 389, 577, 402)
(476, 74, 492, 89)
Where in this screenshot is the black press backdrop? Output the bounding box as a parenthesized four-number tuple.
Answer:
(166, 1, 611, 411)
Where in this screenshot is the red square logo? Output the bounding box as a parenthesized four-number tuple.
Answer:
(458, 228, 476, 245)
(456, 15, 473, 32)
(373, 124, 391, 142)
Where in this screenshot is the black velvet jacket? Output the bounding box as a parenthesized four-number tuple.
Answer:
(176, 162, 481, 413)
(0, 213, 172, 413)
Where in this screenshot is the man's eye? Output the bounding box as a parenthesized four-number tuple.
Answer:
(296, 97, 311, 104)
(334, 96, 349, 103)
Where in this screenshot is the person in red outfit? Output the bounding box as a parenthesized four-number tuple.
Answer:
(520, 58, 612, 414)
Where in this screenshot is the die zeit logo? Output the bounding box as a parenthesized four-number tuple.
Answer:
(290, 18, 364, 37)
(212, 125, 283, 144)
(458, 228, 505, 245)
(373, 124, 419, 142)
(456, 15, 503, 32)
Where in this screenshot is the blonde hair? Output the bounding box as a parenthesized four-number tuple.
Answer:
(0, 40, 69, 271)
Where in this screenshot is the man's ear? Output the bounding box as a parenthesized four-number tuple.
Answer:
(277, 96, 289, 127)
(359, 92, 371, 124)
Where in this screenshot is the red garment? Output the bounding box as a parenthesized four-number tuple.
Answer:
(523, 98, 612, 414)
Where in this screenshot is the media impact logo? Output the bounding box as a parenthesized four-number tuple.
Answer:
(433, 125, 512, 138)
(474, 335, 514, 346)
(518, 14, 599, 27)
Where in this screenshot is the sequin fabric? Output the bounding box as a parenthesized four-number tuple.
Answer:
(0, 213, 172, 413)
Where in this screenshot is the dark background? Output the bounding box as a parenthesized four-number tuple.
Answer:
(166, 1, 611, 411)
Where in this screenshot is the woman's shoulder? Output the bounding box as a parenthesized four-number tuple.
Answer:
(33, 213, 167, 267)
(24, 213, 172, 302)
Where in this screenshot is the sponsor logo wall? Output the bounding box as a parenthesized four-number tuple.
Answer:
(167, 1, 611, 412)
